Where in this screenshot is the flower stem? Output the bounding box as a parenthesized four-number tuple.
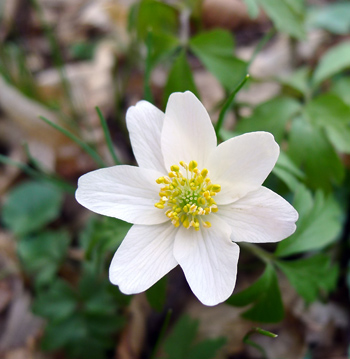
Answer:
(239, 242, 274, 264)
(215, 74, 250, 137)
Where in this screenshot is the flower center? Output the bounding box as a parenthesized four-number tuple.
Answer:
(154, 160, 220, 230)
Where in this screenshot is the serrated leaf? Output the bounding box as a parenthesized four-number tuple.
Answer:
(2, 180, 63, 236)
(18, 230, 70, 286)
(189, 29, 247, 91)
(305, 94, 350, 153)
(313, 41, 350, 86)
(275, 187, 342, 257)
(257, 0, 306, 39)
(277, 254, 339, 303)
(227, 264, 284, 323)
(235, 97, 301, 142)
(287, 117, 344, 191)
(164, 50, 199, 104)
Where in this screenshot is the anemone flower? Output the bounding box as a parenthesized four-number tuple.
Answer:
(76, 91, 298, 306)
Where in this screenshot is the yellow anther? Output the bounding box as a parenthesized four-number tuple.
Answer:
(183, 218, 190, 228)
(203, 221, 211, 228)
(171, 165, 180, 172)
(155, 160, 221, 230)
(201, 169, 208, 178)
(212, 184, 221, 192)
(189, 160, 198, 171)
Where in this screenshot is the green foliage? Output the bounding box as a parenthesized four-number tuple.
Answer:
(257, 0, 306, 39)
(189, 29, 247, 91)
(2, 180, 63, 236)
(272, 151, 305, 191)
(331, 77, 350, 106)
(162, 315, 226, 359)
(227, 264, 284, 323)
(276, 185, 342, 257)
(242, 0, 260, 18)
(132, 0, 178, 40)
(33, 269, 124, 359)
(235, 96, 301, 142)
(164, 50, 199, 104)
(18, 230, 70, 286)
(305, 94, 350, 153)
(80, 216, 131, 263)
(313, 41, 350, 86)
(279, 67, 310, 97)
(148, 32, 180, 68)
(288, 117, 344, 191)
(277, 254, 339, 303)
(308, 2, 350, 35)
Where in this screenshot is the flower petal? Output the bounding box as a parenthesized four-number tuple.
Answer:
(126, 100, 166, 172)
(76, 165, 168, 225)
(109, 222, 178, 294)
(207, 132, 280, 205)
(219, 187, 298, 243)
(174, 215, 239, 306)
(161, 91, 217, 170)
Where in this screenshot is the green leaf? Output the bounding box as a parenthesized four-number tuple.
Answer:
(163, 315, 226, 359)
(287, 117, 344, 191)
(242, 0, 260, 18)
(227, 264, 284, 323)
(257, 0, 306, 39)
(134, 0, 178, 40)
(275, 186, 342, 257)
(33, 280, 77, 321)
(149, 32, 180, 67)
(235, 97, 301, 142)
(277, 254, 339, 303)
(307, 2, 350, 35)
(18, 230, 70, 286)
(272, 151, 305, 191)
(313, 41, 350, 86)
(279, 67, 310, 97)
(331, 77, 350, 106)
(164, 50, 199, 104)
(305, 94, 350, 153)
(2, 180, 63, 236)
(189, 29, 247, 91)
(80, 216, 131, 262)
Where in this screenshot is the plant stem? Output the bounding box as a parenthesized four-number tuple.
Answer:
(215, 74, 250, 137)
(239, 242, 274, 264)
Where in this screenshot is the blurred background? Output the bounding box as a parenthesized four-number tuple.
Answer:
(0, 0, 350, 358)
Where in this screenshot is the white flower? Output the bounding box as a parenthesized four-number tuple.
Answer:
(76, 91, 298, 306)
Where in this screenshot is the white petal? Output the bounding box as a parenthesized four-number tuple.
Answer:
(109, 222, 178, 294)
(174, 215, 239, 306)
(161, 91, 217, 170)
(219, 187, 298, 243)
(76, 165, 168, 225)
(126, 100, 166, 172)
(206, 132, 280, 205)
